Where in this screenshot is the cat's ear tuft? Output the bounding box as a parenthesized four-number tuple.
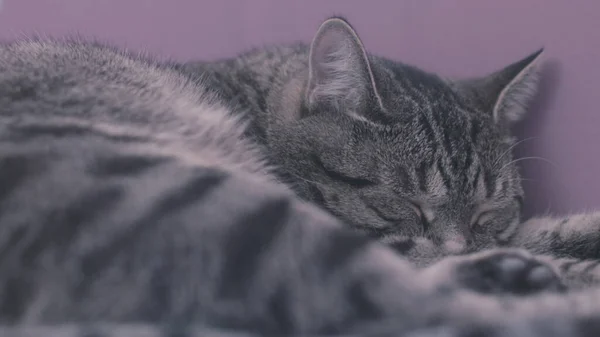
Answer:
(306, 17, 383, 116)
(458, 48, 544, 126)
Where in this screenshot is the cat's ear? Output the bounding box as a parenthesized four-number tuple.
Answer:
(306, 17, 384, 116)
(457, 49, 544, 126)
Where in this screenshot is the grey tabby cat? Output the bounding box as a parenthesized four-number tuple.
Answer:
(1, 15, 600, 337)
(177, 17, 600, 286)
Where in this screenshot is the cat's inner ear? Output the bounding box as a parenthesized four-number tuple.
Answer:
(306, 17, 384, 118)
(457, 49, 544, 126)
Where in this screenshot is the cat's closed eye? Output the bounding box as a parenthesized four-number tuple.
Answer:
(471, 211, 494, 234)
(471, 212, 492, 234)
(312, 155, 375, 187)
(408, 202, 430, 232)
(367, 203, 402, 223)
(471, 202, 519, 235)
(367, 200, 430, 232)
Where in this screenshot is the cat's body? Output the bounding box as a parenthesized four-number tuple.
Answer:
(175, 20, 600, 276)
(1, 94, 600, 336)
(178, 41, 516, 258)
(2, 16, 600, 337)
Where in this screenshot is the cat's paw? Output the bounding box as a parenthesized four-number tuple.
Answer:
(454, 249, 566, 295)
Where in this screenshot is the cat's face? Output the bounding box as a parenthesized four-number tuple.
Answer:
(277, 96, 525, 254)
(269, 17, 541, 254)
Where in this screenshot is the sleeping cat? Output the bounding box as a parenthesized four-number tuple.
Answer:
(1, 15, 600, 337)
(1, 112, 592, 337)
(176, 17, 600, 284)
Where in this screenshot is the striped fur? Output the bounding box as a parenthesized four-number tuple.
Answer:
(2, 15, 600, 337)
(178, 17, 600, 287)
(1, 120, 600, 336)
(510, 213, 600, 289)
(177, 18, 539, 262)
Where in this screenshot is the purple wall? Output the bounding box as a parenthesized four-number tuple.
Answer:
(1, 0, 598, 217)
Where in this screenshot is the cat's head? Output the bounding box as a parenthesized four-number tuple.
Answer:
(269, 17, 542, 254)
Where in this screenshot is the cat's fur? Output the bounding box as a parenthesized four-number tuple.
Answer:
(176, 17, 600, 284)
(177, 19, 539, 260)
(0, 109, 599, 337)
(1, 15, 600, 336)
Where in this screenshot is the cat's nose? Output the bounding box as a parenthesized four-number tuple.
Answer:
(442, 236, 467, 254)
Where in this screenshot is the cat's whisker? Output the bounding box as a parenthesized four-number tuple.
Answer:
(499, 156, 558, 173)
(493, 137, 538, 169)
(508, 178, 536, 183)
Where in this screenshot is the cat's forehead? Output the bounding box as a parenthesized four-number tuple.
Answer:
(383, 153, 514, 208)
(367, 108, 497, 161)
(373, 57, 462, 109)
(363, 113, 512, 201)
(350, 58, 516, 191)
(367, 65, 503, 163)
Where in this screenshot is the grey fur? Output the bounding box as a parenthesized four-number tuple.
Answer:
(178, 18, 600, 286)
(0, 120, 598, 336)
(179, 18, 536, 260)
(2, 15, 600, 337)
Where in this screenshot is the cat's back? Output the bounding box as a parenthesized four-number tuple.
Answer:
(0, 38, 269, 175)
(0, 38, 215, 126)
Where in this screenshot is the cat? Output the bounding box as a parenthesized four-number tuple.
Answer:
(0, 104, 599, 337)
(1, 15, 600, 337)
(176, 17, 600, 286)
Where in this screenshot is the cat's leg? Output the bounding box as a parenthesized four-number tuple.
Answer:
(509, 212, 600, 288)
(383, 233, 565, 295)
(534, 255, 600, 289)
(511, 212, 600, 260)
(419, 248, 566, 295)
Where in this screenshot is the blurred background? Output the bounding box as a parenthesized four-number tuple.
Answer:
(0, 0, 598, 218)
